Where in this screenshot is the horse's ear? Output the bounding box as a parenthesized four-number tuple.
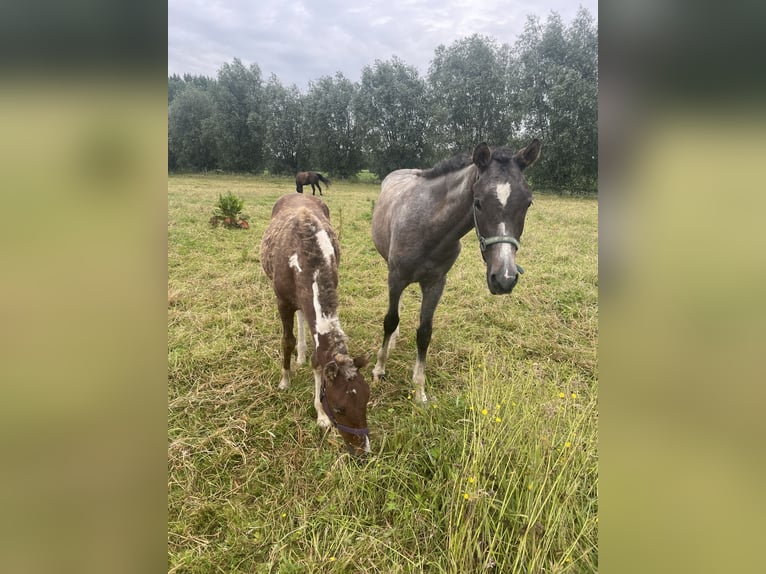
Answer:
(323, 361, 339, 382)
(472, 143, 492, 169)
(515, 138, 541, 170)
(353, 355, 369, 370)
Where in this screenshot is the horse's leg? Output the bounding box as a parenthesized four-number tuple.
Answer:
(372, 274, 406, 383)
(310, 183, 317, 195)
(313, 365, 332, 430)
(316, 182, 323, 196)
(296, 183, 303, 193)
(412, 275, 447, 403)
(295, 310, 307, 364)
(277, 301, 296, 390)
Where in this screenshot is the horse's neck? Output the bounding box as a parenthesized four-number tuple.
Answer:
(439, 165, 478, 237)
(298, 269, 347, 361)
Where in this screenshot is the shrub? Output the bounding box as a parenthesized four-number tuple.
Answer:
(210, 192, 249, 229)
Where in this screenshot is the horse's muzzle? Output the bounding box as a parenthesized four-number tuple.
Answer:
(488, 269, 519, 294)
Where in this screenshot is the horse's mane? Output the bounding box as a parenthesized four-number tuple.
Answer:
(420, 153, 473, 180)
(420, 146, 516, 180)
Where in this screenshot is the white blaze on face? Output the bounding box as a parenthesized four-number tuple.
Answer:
(496, 182, 513, 207)
(495, 222, 516, 277)
(315, 229, 335, 266)
(288, 253, 302, 273)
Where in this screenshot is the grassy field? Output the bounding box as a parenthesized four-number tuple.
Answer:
(168, 174, 598, 573)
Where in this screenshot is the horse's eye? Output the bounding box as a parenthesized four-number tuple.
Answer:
(474, 199, 482, 210)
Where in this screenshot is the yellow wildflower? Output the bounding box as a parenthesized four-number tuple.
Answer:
(463, 493, 470, 500)
(495, 417, 502, 423)
(468, 476, 475, 484)
(565, 441, 571, 448)
(481, 409, 488, 415)
(571, 392, 578, 399)
(558, 392, 565, 398)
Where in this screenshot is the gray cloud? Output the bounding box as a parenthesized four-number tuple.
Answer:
(169, 0, 597, 89)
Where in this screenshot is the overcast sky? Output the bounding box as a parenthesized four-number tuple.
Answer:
(168, 0, 597, 90)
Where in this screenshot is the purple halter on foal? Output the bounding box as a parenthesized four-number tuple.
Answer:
(319, 365, 369, 440)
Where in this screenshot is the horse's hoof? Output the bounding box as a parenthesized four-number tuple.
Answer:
(372, 373, 386, 383)
(317, 416, 332, 430)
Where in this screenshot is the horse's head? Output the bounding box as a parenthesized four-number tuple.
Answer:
(471, 139, 541, 295)
(320, 354, 371, 457)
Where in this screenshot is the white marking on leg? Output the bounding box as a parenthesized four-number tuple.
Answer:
(363, 435, 371, 454)
(412, 357, 428, 403)
(315, 229, 335, 266)
(295, 310, 307, 364)
(388, 325, 400, 351)
(496, 182, 512, 207)
(288, 253, 302, 273)
(278, 368, 290, 390)
(314, 367, 332, 429)
(372, 344, 388, 381)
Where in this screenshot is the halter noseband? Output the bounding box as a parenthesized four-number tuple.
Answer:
(319, 377, 369, 439)
(472, 201, 525, 274)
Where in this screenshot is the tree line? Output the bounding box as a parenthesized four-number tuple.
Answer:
(168, 9, 597, 193)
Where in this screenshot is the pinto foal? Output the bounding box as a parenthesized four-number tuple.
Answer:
(260, 194, 370, 456)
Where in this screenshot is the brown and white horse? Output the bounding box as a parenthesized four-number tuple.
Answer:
(260, 193, 370, 455)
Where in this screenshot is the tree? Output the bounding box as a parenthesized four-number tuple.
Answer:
(354, 57, 429, 178)
(262, 75, 309, 175)
(304, 73, 363, 178)
(168, 86, 216, 170)
(511, 10, 597, 192)
(427, 35, 513, 154)
(209, 59, 265, 173)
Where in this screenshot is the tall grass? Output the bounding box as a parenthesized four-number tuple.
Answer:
(168, 174, 598, 573)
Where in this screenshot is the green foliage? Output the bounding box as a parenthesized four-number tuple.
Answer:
(263, 75, 309, 175)
(168, 85, 217, 171)
(167, 8, 598, 192)
(169, 175, 598, 572)
(512, 9, 598, 192)
(210, 58, 266, 173)
(212, 191, 248, 227)
(355, 57, 430, 178)
(428, 34, 513, 154)
(304, 73, 365, 178)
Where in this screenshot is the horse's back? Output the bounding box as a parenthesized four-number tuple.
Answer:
(261, 194, 337, 286)
(372, 169, 423, 261)
(271, 193, 330, 220)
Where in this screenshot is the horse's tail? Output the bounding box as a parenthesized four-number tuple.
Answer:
(317, 173, 331, 187)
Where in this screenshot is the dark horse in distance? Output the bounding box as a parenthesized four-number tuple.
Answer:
(295, 171, 331, 196)
(371, 140, 541, 403)
(260, 193, 371, 456)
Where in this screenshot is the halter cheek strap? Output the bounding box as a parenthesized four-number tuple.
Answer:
(472, 203, 525, 274)
(320, 384, 369, 438)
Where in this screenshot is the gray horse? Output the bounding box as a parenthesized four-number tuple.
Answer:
(371, 140, 541, 403)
